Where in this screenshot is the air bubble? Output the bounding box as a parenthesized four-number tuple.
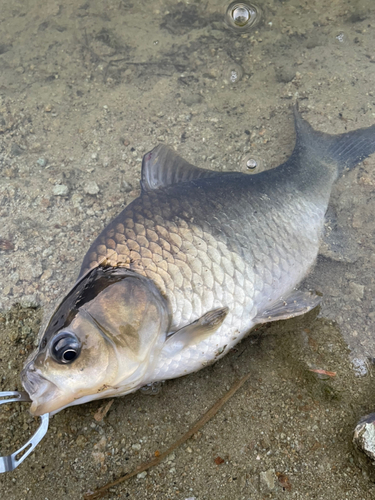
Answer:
(246, 158, 257, 169)
(242, 154, 261, 173)
(336, 32, 345, 43)
(225, 62, 244, 84)
(232, 6, 250, 26)
(225, 2, 261, 33)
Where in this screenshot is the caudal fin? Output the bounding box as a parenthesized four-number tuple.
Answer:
(293, 105, 375, 173)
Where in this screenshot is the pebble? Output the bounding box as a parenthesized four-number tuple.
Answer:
(36, 158, 47, 167)
(348, 282, 364, 300)
(84, 181, 100, 195)
(40, 269, 53, 281)
(137, 471, 147, 479)
(11, 143, 24, 156)
(182, 93, 203, 106)
(259, 468, 275, 490)
(275, 66, 296, 83)
(353, 413, 375, 460)
(132, 443, 142, 451)
(351, 357, 368, 377)
(18, 262, 43, 280)
(71, 193, 83, 208)
(53, 184, 69, 196)
(121, 180, 132, 193)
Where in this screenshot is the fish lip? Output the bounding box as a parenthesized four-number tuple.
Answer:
(21, 367, 46, 397)
(21, 367, 59, 416)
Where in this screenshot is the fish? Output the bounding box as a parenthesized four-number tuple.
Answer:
(21, 106, 375, 416)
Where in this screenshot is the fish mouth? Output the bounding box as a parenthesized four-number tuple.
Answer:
(21, 367, 62, 416)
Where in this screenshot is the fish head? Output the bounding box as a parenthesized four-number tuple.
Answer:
(22, 266, 169, 416)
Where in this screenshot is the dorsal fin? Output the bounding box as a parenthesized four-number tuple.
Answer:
(141, 144, 220, 191)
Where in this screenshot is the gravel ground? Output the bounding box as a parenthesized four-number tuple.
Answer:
(1, 0, 375, 498)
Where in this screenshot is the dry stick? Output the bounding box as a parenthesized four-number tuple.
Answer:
(83, 371, 252, 500)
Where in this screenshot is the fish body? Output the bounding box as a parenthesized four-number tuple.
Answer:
(22, 107, 375, 415)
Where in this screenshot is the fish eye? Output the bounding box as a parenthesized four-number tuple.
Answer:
(51, 332, 81, 364)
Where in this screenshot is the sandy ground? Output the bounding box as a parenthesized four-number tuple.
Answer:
(1, 0, 375, 498)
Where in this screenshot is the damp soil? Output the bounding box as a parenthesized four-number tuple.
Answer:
(1, 0, 375, 499)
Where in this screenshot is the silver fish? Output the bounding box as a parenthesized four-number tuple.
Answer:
(22, 106, 375, 416)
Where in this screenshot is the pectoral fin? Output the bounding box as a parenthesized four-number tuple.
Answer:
(255, 290, 321, 324)
(164, 307, 229, 355)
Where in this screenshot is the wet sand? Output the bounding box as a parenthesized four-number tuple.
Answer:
(1, 0, 375, 498)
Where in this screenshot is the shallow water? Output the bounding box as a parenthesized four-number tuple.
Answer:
(1, 0, 375, 498)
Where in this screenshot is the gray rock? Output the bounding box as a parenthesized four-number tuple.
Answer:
(84, 181, 100, 195)
(259, 468, 275, 490)
(53, 184, 69, 196)
(19, 262, 43, 280)
(353, 413, 375, 460)
(182, 93, 203, 107)
(71, 193, 83, 208)
(348, 282, 365, 301)
(351, 357, 369, 377)
(121, 180, 132, 193)
(275, 67, 295, 83)
(36, 158, 47, 167)
(11, 143, 24, 156)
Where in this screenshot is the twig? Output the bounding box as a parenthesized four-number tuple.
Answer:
(83, 371, 252, 499)
(309, 368, 336, 377)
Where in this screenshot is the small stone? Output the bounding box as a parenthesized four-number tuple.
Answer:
(19, 262, 43, 280)
(137, 471, 147, 479)
(352, 357, 368, 377)
(275, 67, 296, 83)
(40, 269, 53, 281)
(186, 447, 193, 453)
(259, 468, 275, 491)
(29, 143, 42, 153)
(11, 143, 24, 156)
(37, 158, 47, 167)
(75, 435, 88, 448)
(71, 193, 83, 208)
(182, 93, 203, 106)
(84, 181, 100, 195)
(31, 263, 43, 278)
(348, 282, 364, 300)
(132, 443, 142, 451)
(10, 271, 19, 283)
(121, 180, 132, 193)
(53, 184, 69, 196)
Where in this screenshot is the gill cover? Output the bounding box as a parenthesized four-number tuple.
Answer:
(22, 266, 170, 415)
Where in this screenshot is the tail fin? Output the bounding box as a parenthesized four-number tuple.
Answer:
(293, 105, 375, 173)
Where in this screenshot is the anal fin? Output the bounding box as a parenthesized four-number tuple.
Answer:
(255, 290, 321, 324)
(319, 206, 359, 264)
